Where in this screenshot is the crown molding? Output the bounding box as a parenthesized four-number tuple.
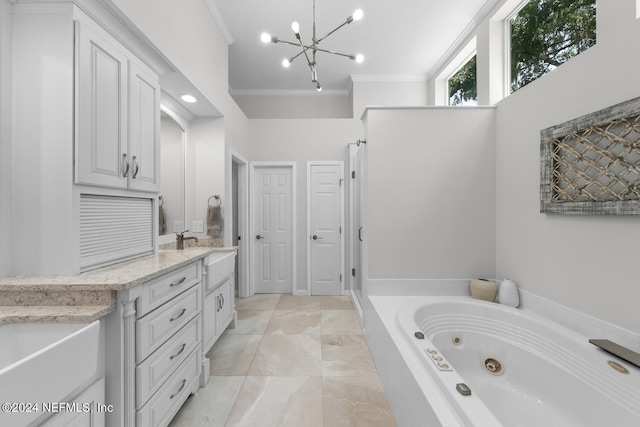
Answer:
(204, 0, 234, 45)
(427, 0, 505, 80)
(230, 88, 350, 97)
(350, 74, 428, 83)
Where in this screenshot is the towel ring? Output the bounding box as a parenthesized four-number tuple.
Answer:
(208, 195, 221, 207)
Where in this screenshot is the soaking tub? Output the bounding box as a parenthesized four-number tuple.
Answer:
(371, 296, 640, 427)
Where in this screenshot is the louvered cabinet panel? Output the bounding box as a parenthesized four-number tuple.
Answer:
(79, 194, 153, 271)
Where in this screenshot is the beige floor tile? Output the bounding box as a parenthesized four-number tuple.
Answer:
(275, 294, 322, 310)
(248, 334, 322, 376)
(319, 295, 354, 310)
(265, 309, 321, 335)
(225, 310, 273, 335)
(323, 376, 396, 427)
(322, 335, 379, 377)
(208, 333, 262, 376)
(226, 376, 323, 427)
(321, 310, 363, 335)
(169, 376, 245, 427)
(234, 294, 281, 311)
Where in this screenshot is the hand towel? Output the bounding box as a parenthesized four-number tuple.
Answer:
(159, 204, 166, 235)
(207, 205, 222, 236)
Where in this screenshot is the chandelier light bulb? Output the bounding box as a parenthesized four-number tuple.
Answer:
(260, 33, 271, 43)
(291, 21, 300, 35)
(282, 59, 291, 68)
(352, 9, 363, 21)
(355, 54, 364, 63)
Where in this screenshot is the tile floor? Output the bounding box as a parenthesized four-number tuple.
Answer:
(169, 294, 396, 427)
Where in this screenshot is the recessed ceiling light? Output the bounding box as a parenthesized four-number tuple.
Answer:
(181, 94, 197, 103)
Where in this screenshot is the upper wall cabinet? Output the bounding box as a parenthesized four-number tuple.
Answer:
(75, 19, 160, 192)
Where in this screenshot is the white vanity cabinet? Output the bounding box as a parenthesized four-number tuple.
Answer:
(106, 261, 203, 427)
(75, 16, 160, 192)
(201, 252, 237, 385)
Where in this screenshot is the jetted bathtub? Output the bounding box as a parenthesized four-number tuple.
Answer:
(385, 297, 640, 426)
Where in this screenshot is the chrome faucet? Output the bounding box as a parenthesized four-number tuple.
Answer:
(176, 230, 199, 250)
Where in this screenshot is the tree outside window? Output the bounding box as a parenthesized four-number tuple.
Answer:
(510, 0, 596, 92)
(448, 55, 477, 106)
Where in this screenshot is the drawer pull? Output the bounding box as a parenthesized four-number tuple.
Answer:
(170, 277, 187, 287)
(170, 343, 187, 360)
(170, 308, 187, 322)
(170, 379, 187, 399)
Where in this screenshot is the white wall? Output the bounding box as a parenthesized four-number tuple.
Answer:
(351, 79, 429, 118)
(494, 4, 640, 332)
(364, 107, 497, 280)
(188, 117, 226, 239)
(0, 0, 12, 277)
(249, 119, 362, 293)
(233, 93, 352, 119)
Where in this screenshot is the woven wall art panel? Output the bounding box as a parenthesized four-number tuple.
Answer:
(540, 97, 640, 215)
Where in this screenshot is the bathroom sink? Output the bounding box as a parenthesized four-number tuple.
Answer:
(0, 321, 101, 426)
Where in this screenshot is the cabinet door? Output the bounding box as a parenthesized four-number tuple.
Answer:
(203, 292, 219, 353)
(217, 275, 235, 333)
(128, 60, 160, 192)
(75, 21, 128, 189)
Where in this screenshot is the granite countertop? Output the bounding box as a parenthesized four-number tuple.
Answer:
(0, 247, 236, 325)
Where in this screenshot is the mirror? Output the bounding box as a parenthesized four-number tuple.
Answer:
(159, 108, 186, 237)
(158, 70, 223, 246)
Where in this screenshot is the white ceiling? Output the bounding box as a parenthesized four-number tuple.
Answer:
(211, 0, 496, 94)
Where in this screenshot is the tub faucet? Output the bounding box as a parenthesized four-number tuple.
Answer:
(176, 230, 199, 250)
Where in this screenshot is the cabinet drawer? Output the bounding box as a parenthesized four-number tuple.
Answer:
(204, 252, 235, 294)
(137, 263, 199, 317)
(136, 348, 199, 427)
(136, 285, 199, 363)
(136, 316, 199, 409)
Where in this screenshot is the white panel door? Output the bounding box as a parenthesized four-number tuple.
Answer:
(253, 166, 293, 293)
(309, 163, 343, 295)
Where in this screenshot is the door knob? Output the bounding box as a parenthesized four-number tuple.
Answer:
(312, 235, 322, 240)
(256, 235, 263, 240)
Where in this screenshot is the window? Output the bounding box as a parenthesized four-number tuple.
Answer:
(448, 54, 477, 106)
(510, 0, 596, 92)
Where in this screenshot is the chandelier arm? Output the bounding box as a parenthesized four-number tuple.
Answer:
(312, 47, 356, 59)
(273, 38, 306, 48)
(316, 20, 351, 44)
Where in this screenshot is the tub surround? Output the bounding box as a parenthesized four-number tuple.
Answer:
(0, 246, 236, 325)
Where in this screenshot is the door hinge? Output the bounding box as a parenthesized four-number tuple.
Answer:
(351, 171, 356, 179)
(339, 178, 343, 186)
(340, 274, 343, 282)
(352, 268, 356, 277)
(339, 226, 342, 234)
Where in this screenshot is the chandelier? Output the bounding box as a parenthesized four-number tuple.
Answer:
(260, 0, 364, 92)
